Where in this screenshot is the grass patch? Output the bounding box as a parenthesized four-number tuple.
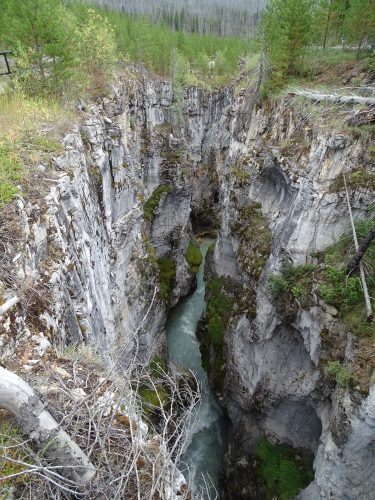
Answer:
(0, 419, 32, 493)
(143, 185, 172, 222)
(185, 240, 202, 274)
(157, 257, 176, 303)
(0, 90, 72, 207)
(324, 361, 352, 388)
(0, 143, 24, 206)
(255, 436, 314, 500)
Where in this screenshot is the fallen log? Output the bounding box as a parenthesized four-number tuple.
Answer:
(0, 367, 96, 486)
(292, 89, 375, 106)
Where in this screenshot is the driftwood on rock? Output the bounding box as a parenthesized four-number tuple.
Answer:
(0, 367, 96, 486)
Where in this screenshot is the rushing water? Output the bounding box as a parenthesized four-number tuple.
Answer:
(166, 241, 229, 497)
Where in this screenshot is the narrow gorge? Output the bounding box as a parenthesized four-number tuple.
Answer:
(1, 66, 375, 499)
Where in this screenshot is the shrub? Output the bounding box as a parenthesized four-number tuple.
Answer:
(267, 263, 315, 309)
(268, 273, 289, 296)
(185, 240, 202, 274)
(325, 361, 352, 387)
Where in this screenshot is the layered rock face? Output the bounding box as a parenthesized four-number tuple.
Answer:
(1, 70, 374, 499)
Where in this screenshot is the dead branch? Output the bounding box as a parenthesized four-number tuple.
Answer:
(0, 296, 20, 316)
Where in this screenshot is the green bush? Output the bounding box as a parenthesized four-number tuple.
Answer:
(143, 185, 172, 222)
(185, 240, 202, 274)
(268, 273, 289, 296)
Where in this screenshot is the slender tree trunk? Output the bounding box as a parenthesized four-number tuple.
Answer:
(346, 223, 375, 276)
(323, 1, 332, 50)
(343, 174, 373, 322)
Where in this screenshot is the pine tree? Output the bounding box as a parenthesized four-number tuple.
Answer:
(2, 0, 78, 95)
(262, 0, 317, 77)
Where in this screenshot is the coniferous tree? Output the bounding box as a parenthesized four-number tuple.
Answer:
(2, 0, 78, 94)
(262, 0, 316, 78)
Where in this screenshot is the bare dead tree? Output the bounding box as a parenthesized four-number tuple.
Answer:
(0, 320, 203, 499)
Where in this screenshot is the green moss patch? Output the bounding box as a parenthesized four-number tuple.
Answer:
(201, 277, 234, 393)
(255, 436, 314, 500)
(157, 257, 176, 303)
(143, 185, 172, 222)
(0, 420, 31, 492)
(139, 384, 169, 422)
(185, 240, 203, 274)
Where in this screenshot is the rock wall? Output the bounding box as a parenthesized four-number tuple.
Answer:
(204, 95, 375, 499)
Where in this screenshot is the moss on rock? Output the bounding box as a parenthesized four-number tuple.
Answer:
(143, 185, 172, 222)
(231, 202, 271, 281)
(185, 240, 203, 274)
(157, 257, 176, 303)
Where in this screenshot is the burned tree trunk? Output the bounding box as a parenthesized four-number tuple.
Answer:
(346, 223, 375, 276)
(343, 174, 373, 322)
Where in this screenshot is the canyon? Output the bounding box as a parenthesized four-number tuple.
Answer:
(1, 67, 374, 498)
